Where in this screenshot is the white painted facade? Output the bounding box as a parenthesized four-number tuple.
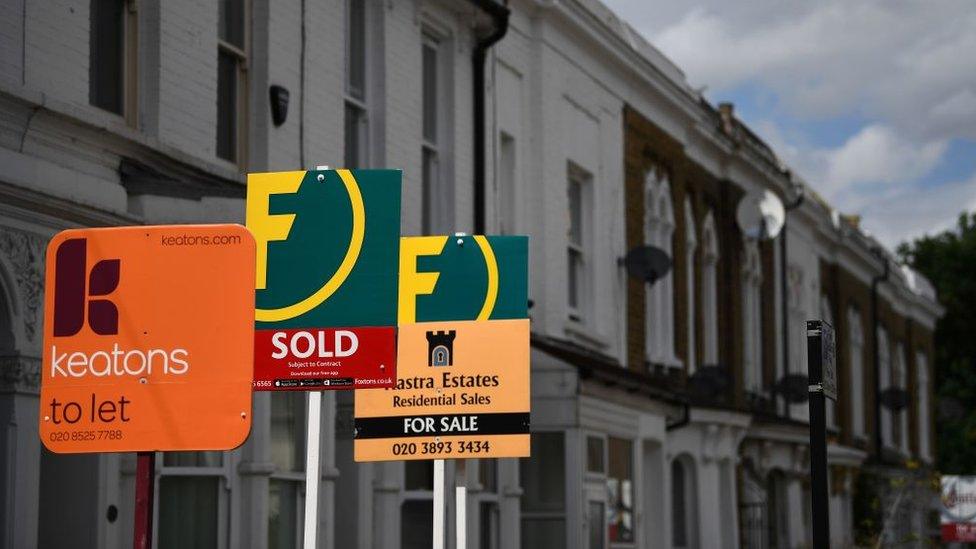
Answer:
(0, 0, 943, 549)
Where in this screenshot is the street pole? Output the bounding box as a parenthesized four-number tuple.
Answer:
(807, 320, 835, 549)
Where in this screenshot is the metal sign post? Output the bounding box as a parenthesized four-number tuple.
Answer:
(132, 452, 156, 549)
(807, 320, 836, 549)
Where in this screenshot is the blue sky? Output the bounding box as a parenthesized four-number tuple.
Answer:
(603, 0, 976, 249)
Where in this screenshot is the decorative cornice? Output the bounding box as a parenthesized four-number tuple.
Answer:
(0, 225, 46, 345)
(0, 355, 40, 394)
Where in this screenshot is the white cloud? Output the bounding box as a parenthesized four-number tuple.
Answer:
(754, 122, 948, 196)
(608, 0, 976, 141)
(602, 0, 976, 246)
(852, 171, 976, 248)
(823, 125, 947, 191)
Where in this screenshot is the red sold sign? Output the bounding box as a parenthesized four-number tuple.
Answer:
(253, 326, 395, 390)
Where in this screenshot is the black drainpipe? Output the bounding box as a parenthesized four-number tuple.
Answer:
(469, 0, 510, 234)
(870, 247, 890, 460)
(779, 191, 804, 418)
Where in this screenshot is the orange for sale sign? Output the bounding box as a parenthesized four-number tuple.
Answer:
(354, 319, 530, 461)
(39, 225, 256, 453)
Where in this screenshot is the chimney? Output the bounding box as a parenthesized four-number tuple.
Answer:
(840, 214, 861, 229)
(718, 102, 736, 136)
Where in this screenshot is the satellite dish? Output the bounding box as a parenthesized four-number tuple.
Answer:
(623, 246, 672, 285)
(879, 387, 909, 412)
(736, 189, 785, 241)
(772, 373, 809, 404)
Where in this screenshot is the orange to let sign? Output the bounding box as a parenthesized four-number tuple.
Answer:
(354, 319, 530, 461)
(39, 225, 256, 453)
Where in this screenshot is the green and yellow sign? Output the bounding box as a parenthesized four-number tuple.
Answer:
(246, 169, 401, 390)
(355, 235, 530, 461)
(399, 235, 528, 323)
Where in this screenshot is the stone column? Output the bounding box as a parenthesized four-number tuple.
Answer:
(0, 355, 41, 549)
(499, 458, 522, 549)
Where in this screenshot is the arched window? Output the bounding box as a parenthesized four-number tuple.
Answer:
(701, 212, 719, 366)
(644, 169, 678, 367)
(895, 342, 909, 454)
(877, 327, 892, 448)
(741, 239, 763, 393)
(671, 456, 698, 549)
(684, 198, 697, 374)
(848, 307, 865, 437)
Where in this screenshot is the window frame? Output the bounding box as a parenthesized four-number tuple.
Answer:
(684, 198, 697, 374)
(154, 451, 231, 548)
(520, 431, 568, 549)
(268, 391, 308, 548)
(344, 0, 371, 168)
(606, 437, 635, 546)
(877, 327, 895, 451)
(216, 0, 250, 166)
(566, 162, 592, 323)
(848, 306, 866, 439)
(895, 342, 910, 455)
(496, 131, 518, 235)
(741, 239, 763, 394)
(89, 0, 139, 127)
(644, 168, 678, 368)
(701, 211, 719, 366)
(419, 26, 454, 235)
(585, 433, 607, 477)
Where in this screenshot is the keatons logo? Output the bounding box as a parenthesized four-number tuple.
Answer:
(48, 235, 191, 379)
(426, 330, 456, 367)
(53, 238, 120, 336)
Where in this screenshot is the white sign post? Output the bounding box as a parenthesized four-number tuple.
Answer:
(303, 390, 323, 549)
(434, 459, 446, 549)
(455, 460, 467, 549)
(302, 165, 330, 549)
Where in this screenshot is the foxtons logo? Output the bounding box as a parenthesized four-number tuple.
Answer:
(53, 238, 120, 336)
(426, 330, 456, 367)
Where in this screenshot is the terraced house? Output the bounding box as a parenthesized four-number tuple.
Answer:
(0, 0, 941, 548)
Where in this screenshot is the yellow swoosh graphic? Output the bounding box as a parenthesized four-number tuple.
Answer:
(474, 235, 498, 320)
(255, 169, 366, 322)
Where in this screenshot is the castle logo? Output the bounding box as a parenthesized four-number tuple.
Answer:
(53, 238, 121, 336)
(426, 330, 456, 367)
